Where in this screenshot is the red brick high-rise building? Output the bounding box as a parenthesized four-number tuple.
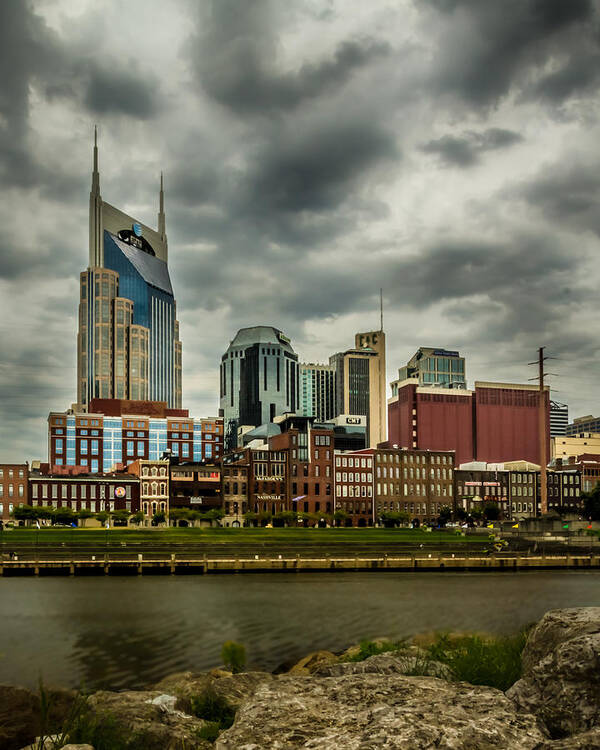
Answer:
(388, 380, 550, 466)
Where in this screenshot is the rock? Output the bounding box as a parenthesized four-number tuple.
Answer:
(216, 673, 547, 749)
(0, 684, 75, 750)
(287, 650, 338, 675)
(58, 745, 95, 750)
(534, 727, 600, 748)
(339, 637, 401, 661)
(507, 608, 600, 738)
(19, 736, 61, 750)
(86, 690, 211, 750)
(313, 650, 452, 680)
(153, 670, 274, 713)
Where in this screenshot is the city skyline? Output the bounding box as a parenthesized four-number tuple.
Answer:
(1, 0, 600, 463)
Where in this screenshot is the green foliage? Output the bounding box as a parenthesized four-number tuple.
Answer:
(197, 721, 222, 742)
(583, 483, 600, 520)
(341, 638, 407, 662)
(221, 640, 246, 673)
(152, 512, 166, 525)
(425, 630, 529, 691)
(130, 511, 145, 525)
(190, 687, 236, 741)
(12, 504, 38, 521)
(483, 502, 500, 521)
(379, 511, 410, 527)
(68, 711, 147, 750)
(95, 511, 109, 523)
(273, 511, 297, 526)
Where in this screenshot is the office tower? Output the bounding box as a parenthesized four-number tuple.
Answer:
(397, 347, 466, 389)
(566, 415, 600, 436)
(299, 363, 336, 422)
(550, 400, 569, 437)
(77, 129, 182, 409)
(220, 326, 299, 449)
(330, 330, 386, 448)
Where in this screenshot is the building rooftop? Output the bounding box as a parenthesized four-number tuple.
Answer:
(227, 326, 295, 354)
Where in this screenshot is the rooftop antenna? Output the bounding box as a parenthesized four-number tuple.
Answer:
(379, 288, 384, 332)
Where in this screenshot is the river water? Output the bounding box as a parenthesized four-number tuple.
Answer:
(1, 571, 599, 691)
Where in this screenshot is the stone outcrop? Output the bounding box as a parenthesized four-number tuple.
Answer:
(287, 650, 338, 675)
(313, 649, 452, 680)
(216, 672, 547, 750)
(507, 608, 600, 738)
(534, 727, 600, 748)
(85, 689, 212, 750)
(153, 670, 274, 714)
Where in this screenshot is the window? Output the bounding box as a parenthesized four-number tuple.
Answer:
(91, 440, 99, 455)
(127, 441, 134, 455)
(80, 440, 88, 455)
(55, 438, 63, 454)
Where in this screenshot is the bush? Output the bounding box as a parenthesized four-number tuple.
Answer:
(221, 640, 246, 673)
(425, 630, 529, 691)
(190, 688, 236, 741)
(341, 638, 407, 662)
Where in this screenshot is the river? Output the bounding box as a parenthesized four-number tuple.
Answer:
(1, 571, 599, 690)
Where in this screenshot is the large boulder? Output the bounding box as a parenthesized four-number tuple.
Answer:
(0, 684, 75, 750)
(288, 650, 338, 675)
(507, 608, 600, 738)
(153, 670, 274, 713)
(313, 649, 452, 680)
(216, 673, 547, 749)
(85, 690, 211, 750)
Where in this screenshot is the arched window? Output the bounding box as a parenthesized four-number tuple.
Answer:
(159, 467, 166, 477)
(151, 467, 158, 477)
(160, 482, 166, 495)
(151, 481, 158, 495)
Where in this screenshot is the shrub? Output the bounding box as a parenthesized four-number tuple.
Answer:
(190, 688, 236, 741)
(221, 641, 246, 673)
(425, 630, 529, 691)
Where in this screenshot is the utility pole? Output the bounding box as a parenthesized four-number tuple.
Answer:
(538, 347, 548, 515)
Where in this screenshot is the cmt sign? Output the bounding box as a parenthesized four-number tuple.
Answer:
(357, 332, 380, 348)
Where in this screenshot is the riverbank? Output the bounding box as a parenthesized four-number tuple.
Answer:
(2, 550, 600, 576)
(3, 607, 600, 749)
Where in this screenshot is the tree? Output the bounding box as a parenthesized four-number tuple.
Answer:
(152, 512, 166, 525)
(583, 484, 600, 521)
(455, 507, 468, 521)
(438, 505, 453, 527)
(12, 505, 38, 523)
(483, 502, 500, 521)
(112, 510, 131, 527)
(130, 511, 145, 526)
(78, 509, 94, 528)
(243, 511, 258, 527)
(333, 510, 348, 527)
(54, 507, 76, 525)
(273, 511, 296, 527)
(379, 511, 410, 528)
(169, 508, 190, 526)
(95, 511, 109, 524)
(470, 508, 483, 521)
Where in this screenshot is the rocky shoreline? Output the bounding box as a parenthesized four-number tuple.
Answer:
(2, 608, 600, 749)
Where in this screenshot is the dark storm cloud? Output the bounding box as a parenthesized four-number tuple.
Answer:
(190, 0, 390, 115)
(0, 1, 160, 189)
(520, 159, 600, 236)
(421, 128, 523, 167)
(425, 0, 598, 106)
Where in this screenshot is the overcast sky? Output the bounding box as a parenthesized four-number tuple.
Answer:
(1, 0, 600, 463)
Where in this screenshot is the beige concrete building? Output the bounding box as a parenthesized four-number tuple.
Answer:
(330, 330, 386, 448)
(77, 129, 182, 409)
(552, 434, 600, 461)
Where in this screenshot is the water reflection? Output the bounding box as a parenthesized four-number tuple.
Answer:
(1, 571, 599, 690)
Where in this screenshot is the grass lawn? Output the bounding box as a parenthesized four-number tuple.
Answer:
(2, 526, 487, 546)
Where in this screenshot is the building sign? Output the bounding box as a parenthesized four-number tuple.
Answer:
(483, 481, 501, 487)
(357, 332, 379, 348)
(114, 486, 126, 498)
(277, 332, 291, 345)
(346, 417, 362, 425)
(132, 223, 142, 238)
(256, 475, 284, 482)
(190, 497, 203, 504)
(433, 349, 459, 357)
(464, 481, 482, 486)
(257, 494, 283, 500)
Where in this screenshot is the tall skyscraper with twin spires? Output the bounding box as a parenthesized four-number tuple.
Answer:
(77, 129, 182, 409)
